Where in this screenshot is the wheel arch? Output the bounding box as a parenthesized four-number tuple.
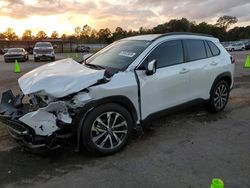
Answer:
(90, 96, 138, 124)
(73, 95, 138, 152)
(210, 72, 232, 95)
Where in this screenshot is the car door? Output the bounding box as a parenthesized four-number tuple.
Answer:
(185, 39, 220, 100)
(136, 40, 190, 120)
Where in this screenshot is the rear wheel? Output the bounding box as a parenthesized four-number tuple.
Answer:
(34, 57, 39, 62)
(80, 103, 133, 155)
(207, 80, 230, 113)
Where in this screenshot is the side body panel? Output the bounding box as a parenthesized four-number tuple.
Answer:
(88, 71, 140, 123)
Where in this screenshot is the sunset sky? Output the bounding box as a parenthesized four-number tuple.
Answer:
(0, 0, 250, 36)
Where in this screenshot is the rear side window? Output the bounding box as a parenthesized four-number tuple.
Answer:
(207, 41, 220, 56)
(204, 41, 213, 58)
(183, 39, 207, 61)
(146, 40, 184, 68)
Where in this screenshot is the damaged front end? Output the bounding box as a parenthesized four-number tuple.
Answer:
(0, 90, 75, 153)
(0, 59, 106, 153)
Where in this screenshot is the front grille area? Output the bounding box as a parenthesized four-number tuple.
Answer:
(5, 54, 23, 57)
(35, 49, 52, 54)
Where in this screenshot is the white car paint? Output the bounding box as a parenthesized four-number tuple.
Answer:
(10, 33, 234, 138)
(18, 58, 105, 98)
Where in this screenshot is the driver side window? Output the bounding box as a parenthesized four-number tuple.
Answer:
(139, 40, 184, 69)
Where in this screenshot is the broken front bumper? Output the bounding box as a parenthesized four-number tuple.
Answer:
(0, 90, 61, 153)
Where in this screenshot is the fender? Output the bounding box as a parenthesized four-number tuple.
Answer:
(210, 71, 232, 95)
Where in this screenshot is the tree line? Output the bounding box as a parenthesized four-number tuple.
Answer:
(0, 15, 249, 43)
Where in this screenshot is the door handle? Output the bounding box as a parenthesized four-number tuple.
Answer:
(210, 61, 218, 66)
(179, 68, 189, 74)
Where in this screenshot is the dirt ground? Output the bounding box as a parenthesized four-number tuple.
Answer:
(0, 51, 249, 188)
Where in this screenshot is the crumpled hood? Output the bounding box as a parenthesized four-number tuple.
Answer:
(18, 58, 105, 98)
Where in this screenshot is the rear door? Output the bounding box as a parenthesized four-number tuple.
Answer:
(184, 39, 220, 100)
(136, 40, 190, 120)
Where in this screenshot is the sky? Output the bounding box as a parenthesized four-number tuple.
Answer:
(0, 0, 250, 36)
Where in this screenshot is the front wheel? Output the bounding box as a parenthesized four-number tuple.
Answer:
(207, 80, 230, 113)
(80, 103, 133, 155)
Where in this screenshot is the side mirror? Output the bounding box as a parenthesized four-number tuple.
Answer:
(146, 59, 157, 75)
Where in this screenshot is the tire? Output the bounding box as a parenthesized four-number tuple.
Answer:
(26, 55, 29, 61)
(231, 48, 234, 51)
(34, 57, 39, 62)
(51, 57, 55, 61)
(80, 103, 133, 155)
(207, 80, 230, 113)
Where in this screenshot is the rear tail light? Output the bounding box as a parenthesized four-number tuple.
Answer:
(230, 56, 235, 64)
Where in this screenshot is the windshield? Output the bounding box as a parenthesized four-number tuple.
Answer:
(86, 40, 151, 70)
(35, 43, 52, 47)
(8, 48, 23, 53)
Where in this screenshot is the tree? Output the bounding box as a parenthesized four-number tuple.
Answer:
(112, 27, 127, 41)
(167, 18, 193, 32)
(81, 24, 92, 39)
(3, 28, 18, 41)
(0, 33, 6, 40)
(51, 31, 59, 38)
(97, 28, 112, 43)
(36, 30, 47, 39)
(216, 15, 238, 29)
(22, 29, 33, 40)
(74, 26, 81, 39)
(61, 33, 67, 39)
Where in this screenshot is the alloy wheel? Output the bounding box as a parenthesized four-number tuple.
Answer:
(214, 84, 228, 110)
(91, 112, 128, 150)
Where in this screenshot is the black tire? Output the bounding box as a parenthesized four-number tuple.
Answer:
(207, 80, 230, 113)
(34, 57, 39, 62)
(26, 55, 29, 61)
(51, 57, 55, 61)
(80, 103, 133, 155)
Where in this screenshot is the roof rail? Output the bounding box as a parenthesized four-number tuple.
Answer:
(154, 32, 214, 41)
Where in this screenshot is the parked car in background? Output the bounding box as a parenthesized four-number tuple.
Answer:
(33, 42, 55, 62)
(2, 48, 9, 54)
(25, 47, 34, 55)
(0, 33, 235, 155)
(4, 48, 29, 63)
(225, 43, 245, 51)
(244, 42, 250, 50)
(75, 45, 90, 53)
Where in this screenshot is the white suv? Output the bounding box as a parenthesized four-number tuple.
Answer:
(0, 33, 234, 155)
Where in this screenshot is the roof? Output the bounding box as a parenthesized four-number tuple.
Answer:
(123, 32, 215, 41)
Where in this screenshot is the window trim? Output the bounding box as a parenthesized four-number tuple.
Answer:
(206, 40, 221, 57)
(136, 39, 185, 70)
(204, 40, 213, 58)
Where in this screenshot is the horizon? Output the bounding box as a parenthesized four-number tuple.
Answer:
(0, 0, 250, 36)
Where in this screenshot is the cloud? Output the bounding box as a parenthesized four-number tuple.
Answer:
(0, 0, 250, 31)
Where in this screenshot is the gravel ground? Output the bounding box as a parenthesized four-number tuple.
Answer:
(0, 51, 249, 188)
